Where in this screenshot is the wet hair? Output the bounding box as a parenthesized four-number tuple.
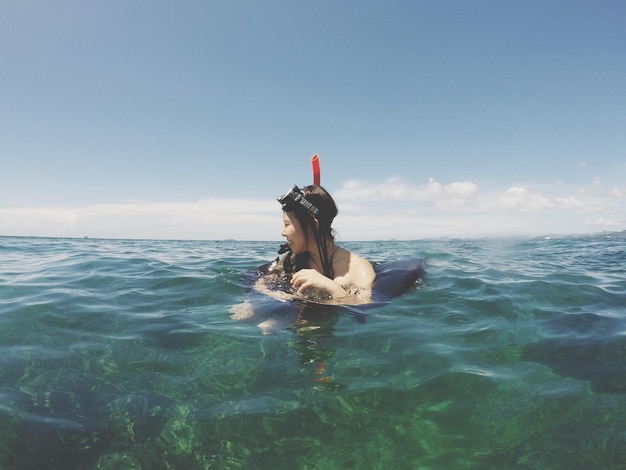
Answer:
(286, 185, 338, 278)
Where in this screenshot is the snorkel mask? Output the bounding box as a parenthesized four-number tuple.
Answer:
(277, 185, 320, 217)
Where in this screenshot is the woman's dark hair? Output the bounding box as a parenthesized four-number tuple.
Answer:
(288, 185, 338, 278)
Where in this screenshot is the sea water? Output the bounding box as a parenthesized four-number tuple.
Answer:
(1, 235, 625, 469)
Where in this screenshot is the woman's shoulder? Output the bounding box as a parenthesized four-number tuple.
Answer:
(343, 248, 372, 268)
(337, 247, 374, 288)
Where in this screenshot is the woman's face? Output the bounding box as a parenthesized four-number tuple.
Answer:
(281, 211, 308, 255)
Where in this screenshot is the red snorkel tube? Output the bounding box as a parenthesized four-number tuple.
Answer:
(312, 154, 320, 186)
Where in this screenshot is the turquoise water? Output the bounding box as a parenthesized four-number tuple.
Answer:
(1, 235, 626, 469)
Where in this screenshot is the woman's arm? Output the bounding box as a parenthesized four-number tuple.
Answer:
(290, 269, 347, 299)
(290, 252, 376, 304)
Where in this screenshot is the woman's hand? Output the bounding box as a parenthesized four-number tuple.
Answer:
(290, 269, 346, 298)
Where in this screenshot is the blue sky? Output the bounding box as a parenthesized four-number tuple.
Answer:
(1, 0, 624, 240)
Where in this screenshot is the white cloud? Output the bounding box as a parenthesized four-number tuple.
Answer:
(332, 177, 623, 238)
(1, 177, 623, 240)
(335, 177, 478, 210)
(498, 187, 551, 210)
(0, 199, 279, 241)
(579, 177, 626, 198)
(579, 176, 604, 196)
(610, 187, 626, 197)
(496, 186, 585, 211)
(554, 196, 585, 209)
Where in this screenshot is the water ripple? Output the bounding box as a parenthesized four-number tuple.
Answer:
(1, 235, 626, 468)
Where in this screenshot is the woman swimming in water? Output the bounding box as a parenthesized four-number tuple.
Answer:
(270, 184, 375, 304)
(230, 184, 375, 324)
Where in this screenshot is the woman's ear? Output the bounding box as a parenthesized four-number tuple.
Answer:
(313, 218, 320, 231)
